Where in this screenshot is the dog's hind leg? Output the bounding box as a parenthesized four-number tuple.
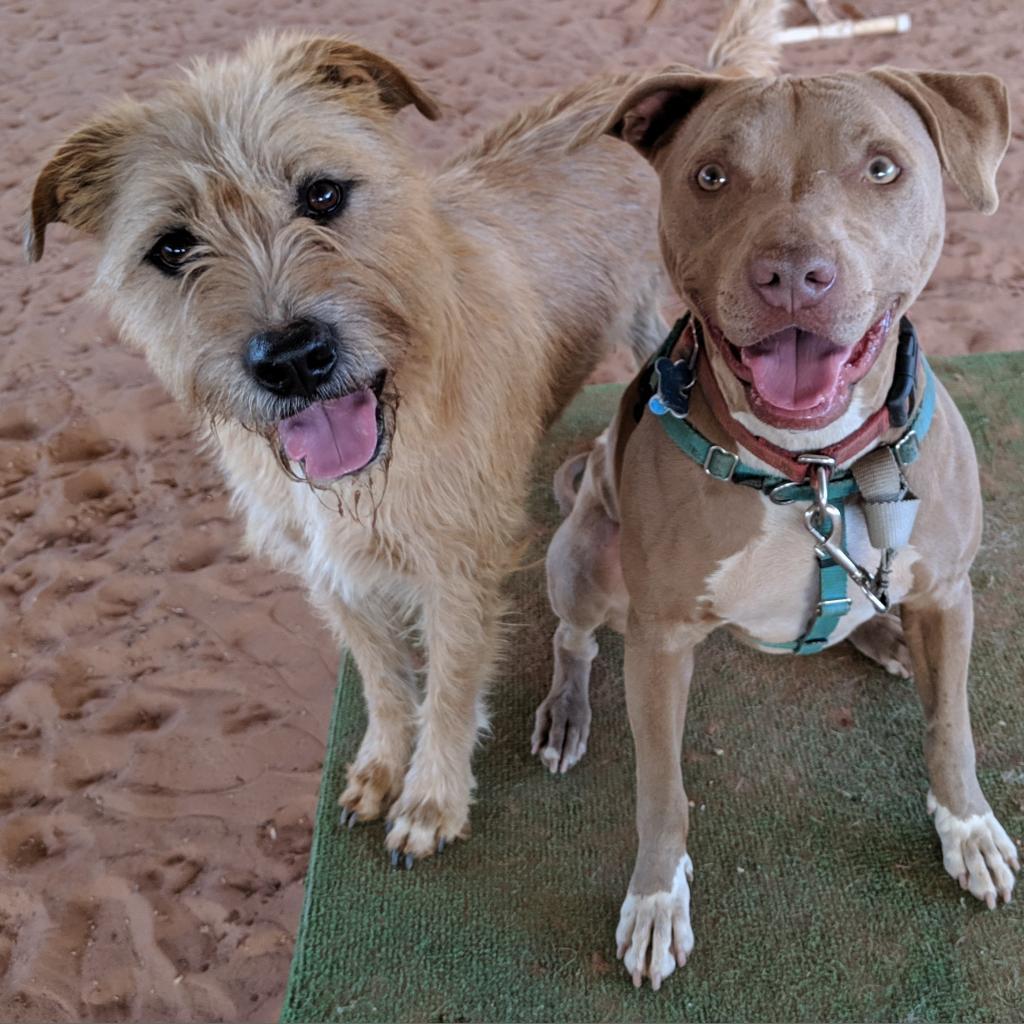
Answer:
(534, 620, 600, 775)
(848, 611, 913, 678)
(533, 439, 626, 773)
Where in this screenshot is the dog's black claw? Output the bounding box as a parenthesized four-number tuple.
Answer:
(404, 853, 414, 871)
(384, 821, 393, 836)
(338, 809, 349, 828)
(390, 849, 400, 869)
(347, 811, 358, 830)
(437, 838, 446, 854)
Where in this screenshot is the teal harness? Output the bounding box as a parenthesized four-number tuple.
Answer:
(644, 315, 936, 654)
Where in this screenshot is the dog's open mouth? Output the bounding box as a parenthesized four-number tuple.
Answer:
(712, 312, 892, 429)
(276, 372, 387, 483)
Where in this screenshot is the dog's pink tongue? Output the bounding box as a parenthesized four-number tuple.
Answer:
(277, 391, 378, 481)
(740, 328, 848, 410)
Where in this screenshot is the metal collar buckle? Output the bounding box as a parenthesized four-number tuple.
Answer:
(817, 596, 853, 617)
(797, 453, 836, 516)
(768, 454, 836, 505)
(893, 429, 920, 467)
(703, 445, 739, 481)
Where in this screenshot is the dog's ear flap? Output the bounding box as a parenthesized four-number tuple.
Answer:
(869, 68, 1010, 214)
(26, 105, 141, 262)
(576, 69, 722, 159)
(284, 37, 441, 121)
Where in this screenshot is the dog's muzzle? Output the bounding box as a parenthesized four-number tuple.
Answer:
(242, 318, 389, 483)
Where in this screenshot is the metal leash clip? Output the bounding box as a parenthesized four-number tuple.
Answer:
(799, 454, 890, 612)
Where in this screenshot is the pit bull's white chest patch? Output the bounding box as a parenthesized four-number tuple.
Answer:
(701, 496, 920, 650)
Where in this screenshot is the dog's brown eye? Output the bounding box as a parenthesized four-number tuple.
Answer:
(302, 179, 346, 218)
(149, 229, 198, 275)
(867, 155, 900, 185)
(696, 164, 728, 192)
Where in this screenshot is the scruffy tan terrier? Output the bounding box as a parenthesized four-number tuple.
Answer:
(27, 34, 664, 863)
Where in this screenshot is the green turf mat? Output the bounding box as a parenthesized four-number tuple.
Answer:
(282, 354, 1024, 1024)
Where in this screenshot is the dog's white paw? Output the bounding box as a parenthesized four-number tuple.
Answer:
(615, 854, 694, 991)
(928, 790, 1020, 907)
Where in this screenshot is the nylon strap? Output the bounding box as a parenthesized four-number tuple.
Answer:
(851, 447, 920, 550)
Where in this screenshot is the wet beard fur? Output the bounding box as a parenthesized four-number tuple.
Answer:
(208, 381, 400, 527)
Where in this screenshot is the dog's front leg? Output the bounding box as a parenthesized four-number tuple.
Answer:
(385, 575, 503, 864)
(315, 592, 420, 826)
(903, 577, 1019, 906)
(617, 610, 709, 990)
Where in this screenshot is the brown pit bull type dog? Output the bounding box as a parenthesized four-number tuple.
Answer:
(533, 0, 1019, 990)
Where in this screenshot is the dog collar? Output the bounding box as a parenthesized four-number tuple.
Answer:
(642, 313, 933, 496)
(641, 311, 935, 654)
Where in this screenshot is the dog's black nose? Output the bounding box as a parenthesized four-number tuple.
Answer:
(245, 320, 339, 397)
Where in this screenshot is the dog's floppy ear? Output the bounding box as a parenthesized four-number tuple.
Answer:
(26, 104, 142, 262)
(281, 36, 441, 121)
(579, 68, 722, 159)
(869, 68, 1010, 214)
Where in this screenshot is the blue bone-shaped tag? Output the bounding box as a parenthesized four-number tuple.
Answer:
(649, 356, 695, 419)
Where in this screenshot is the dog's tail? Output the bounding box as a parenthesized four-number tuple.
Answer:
(650, 0, 790, 77)
(553, 450, 590, 517)
(708, 0, 790, 75)
(552, 429, 620, 522)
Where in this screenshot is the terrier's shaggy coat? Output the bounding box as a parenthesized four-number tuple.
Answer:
(28, 34, 664, 860)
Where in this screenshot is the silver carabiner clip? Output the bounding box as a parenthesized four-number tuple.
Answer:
(803, 504, 889, 612)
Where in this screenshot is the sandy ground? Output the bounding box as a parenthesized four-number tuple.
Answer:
(1, 0, 1022, 1020)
